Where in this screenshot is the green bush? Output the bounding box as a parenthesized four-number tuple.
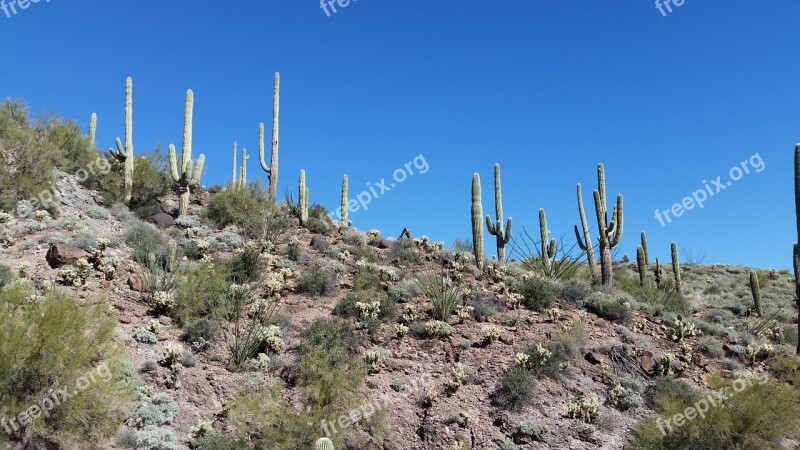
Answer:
(301, 319, 366, 355)
(296, 267, 337, 297)
(95, 151, 172, 219)
(390, 239, 420, 262)
(194, 434, 248, 450)
(513, 276, 555, 311)
(495, 367, 537, 410)
(172, 260, 231, 326)
(183, 318, 218, 347)
(0, 263, 13, 289)
(585, 292, 632, 323)
(125, 221, 171, 266)
(305, 216, 331, 235)
(226, 244, 265, 283)
(0, 283, 132, 447)
(204, 182, 271, 238)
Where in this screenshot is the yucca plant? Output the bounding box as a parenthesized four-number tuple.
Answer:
(511, 227, 584, 281)
(416, 271, 463, 321)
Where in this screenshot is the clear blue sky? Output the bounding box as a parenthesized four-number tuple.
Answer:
(1, 1, 798, 269)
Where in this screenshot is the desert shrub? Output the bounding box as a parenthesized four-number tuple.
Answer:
(646, 377, 701, 409)
(390, 239, 420, 262)
(0, 283, 131, 447)
(495, 367, 537, 410)
(183, 318, 218, 347)
(130, 391, 180, 427)
(172, 260, 231, 326)
(0, 263, 13, 289)
(140, 361, 158, 373)
(204, 182, 270, 237)
(226, 244, 264, 283)
(698, 336, 725, 358)
(417, 272, 463, 320)
(585, 292, 632, 323)
(296, 267, 337, 297)
(512, 227, 584, 280)
(95, 151, 172, 219)
(134, 329, 158, 345)
(633, 281, 688, 314)
(630, 376, 800, 449)
(126, 221, 171, 265)
(451, 238, 473, 253)
(554, 279, 590, 306)
(353, 264, 381, 291)
(194, 434, 246, 450)
(513, 276, 555, 311)
(305, 216, 331, 235)
(301, 319, 366, 355)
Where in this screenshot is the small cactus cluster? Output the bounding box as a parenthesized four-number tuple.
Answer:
(567, 396, 600, 424)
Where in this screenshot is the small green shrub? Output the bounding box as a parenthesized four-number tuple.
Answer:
(513, 276, 555, 311)
(96, 151, 172, 219)
(0, 263, 13, 289)
(126, 221, 170, 265)
(226, 244, 264, 283)
(183, 318, 218, 348)
(204, 181, 271, 237)
(390, 239, 420, 262)
(134, 329, 158, 345)
(296, 267, 337, 297)
(301, 319, 366, 355)
(172, 260, 231, 326)
(585, 292, 632, 323)
(495, 367, 537, 410)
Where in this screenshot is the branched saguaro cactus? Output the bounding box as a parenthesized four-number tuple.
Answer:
(299, 169, 309, 225)
(259, 72, 280, 203)
(471, 173, 484, 270)
(88, 113, 97, 151)
(169, 90, 205, 217)
(231, 141, 237, 186)
(592, 164, 623, 287)
(109, 77, 134, 204)
(671, 242, 683, 296)
(749, 270, 762, 317)
(641, 232, 649, 266)
(793, 144, 800, 354)
(636, 245, 646, 286)
(341, 174, 351, 227)
(539, 209, 557, 273)
(574, 183, 597, 283)
(315, 438, 334, 450)
(485, 163, 512, 262)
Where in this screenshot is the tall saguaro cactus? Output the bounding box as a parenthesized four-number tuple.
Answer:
(341, 174, 351, 227)
(793, 144, 800, 354)
(169, 90, 205, 217)
(239, 148, 249, 189)
(574, 183, 597, 283)
(641, 232, 649, 266)
(636, 245, 647, 286)
(259, 72, 280, 203)
(485, 163, 512, 262)
(299, 169, 309, 225)
(88, 113, 97, 151)
(749, 270, 762, 317)
(231, 141, 238, 186)
(671, 242, 683, 296)
(110, 77, 134, 204)
(539, 209, 557, 273)
(471, 174, 484, 270)
(592, 164, 623, 287)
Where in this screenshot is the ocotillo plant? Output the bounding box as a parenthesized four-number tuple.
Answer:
(485, 163, 512, 262)
(299, 169, 309, 225)
(88, 113, 97, 152)
(671, 242, 683, 296)
(749, 270, 762, 317)
(471, 173, 484, 270)
(110, 77, 134, 204)
(315, 438, 334, 450)
(641, 231, 649, 265)
(259, 72, 280, 203)
(574, 183, 597, 283)
(539, 209, 557, 273)
(231, 141, 237, 186)
(592, 164, 623, 287)
(793, 144, 800, 354)
(636, 245, 646, 286)
(169, 90, 205, 217)
(341, 174, 351, 227)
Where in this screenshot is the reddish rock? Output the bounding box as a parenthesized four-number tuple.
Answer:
(127, 270, 149, 293)
(147, 212, 175, 229)
(46, 244, 90, 268)
(196, 191, 211, 206)
(584, 352, 606, 365)
(640, 350, 657, 375)
(499, 332, 514, 345)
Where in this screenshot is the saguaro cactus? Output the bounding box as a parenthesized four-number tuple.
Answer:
(231, 141, 237, 186)
(654, 258, 663, 288)
(110, 77, 134, 204)
(169, 90, 205, 217)
(315, 438, 334, 450)
(341, 174, 351, 227)
(636, 245, 647, 286)
(88, 113, 97, 151)
(167, 239, 177, 272)
(239, 148, 249, 190)
(259, 72, 280, 203)
(299, 169, 309, 225)
(749, 270, 762, 317)
(485, 163, 512, 262)
(641, 231, 649, 266)
(592, 164, 623, 287)
(793, 144, 800, 354)
(539, 209, 557, 273)
(574, 183, 597, 282)
(471, 173, 484, 270)
(671, 242, 683, 296)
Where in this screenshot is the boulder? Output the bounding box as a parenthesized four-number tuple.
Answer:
(46, 244, 90, 268)
(127, 269, 149, 293)
(147, 212, 175, 229)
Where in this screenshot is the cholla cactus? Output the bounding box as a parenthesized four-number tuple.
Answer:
(264, 273, 286, 298)
(507, 292, 523, 310)
(447, 363, 469, 391)
(147, 319, 162, 333)
(545, 307, 561, 321)
(356, 300, 381, 320)
(59, 265, 85, 287)
(746, 343, 774, 363)
(455, 305, 474, 321)
(17, 261, 30, 278)
(401, 305, 419, 323)
(364, 348, 390, 373)
(568, 396, 600, 424)
(34, 210, 50, 222)
(481, 325, 501, 344)
(394, 323, 409, 338)
(190, 420, 214, 440)
(337, 249, 350, 262)
(255, 325, 284, 353)
(160, 343, 185, 368)
(657, 353, 675, 376)
(425, 320, 453, 337)
(666, 315, 700, 342)
(251, 353, 271, 372)
(315, 437, 335, 450)
(153, 291, 175, 312)
(109, 77, 135, 204)
(514, 352, 530, 368)
(1, 228, 14, 247)
(169, 90, 205, 217)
